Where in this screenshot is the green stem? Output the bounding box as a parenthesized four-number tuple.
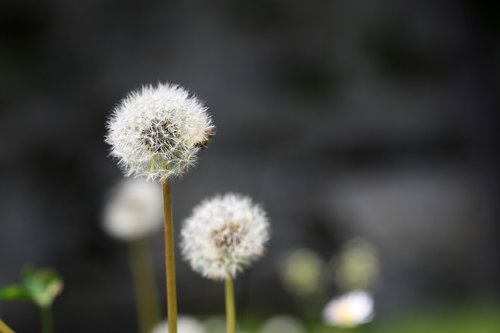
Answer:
(162, 180, 178, 333)
(40, 307, 53, 333)
(225, 276, 236, 333)
(0, 319, 15, 333)
(129, 237, 162, 333)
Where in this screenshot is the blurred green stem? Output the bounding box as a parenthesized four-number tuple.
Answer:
(129, 237, 161, 333)
(0, 319, 15, 333)
(225, 276, 236, 333)
(162, 180, 178, 333)
(41, 307, 53, 333)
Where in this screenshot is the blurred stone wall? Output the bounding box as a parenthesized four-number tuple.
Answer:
(0, 0, 498, 332)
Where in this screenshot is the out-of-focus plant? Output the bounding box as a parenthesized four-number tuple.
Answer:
(0, 266, 63, 333)
(318, 238, 379, 330)
(279, 248, 326, 297)
(102, 178, 163, 333)
(259, 315, 306, 333)
(278, 248, 329, 319)
(102, 179, 163, 241)
(106, 82, 215, 333)
(331, 238, 379, 292)
(181, 193, 270, 333)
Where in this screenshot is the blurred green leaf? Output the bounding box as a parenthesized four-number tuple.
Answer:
(0, 284, 32, 302)
(22, 266, 63, 308)
(0, 266, 63, 309)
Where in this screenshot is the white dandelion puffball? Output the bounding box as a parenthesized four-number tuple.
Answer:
(151, 316, 206, 333)
(106, 83, 214, 182)
(181, 193, 270, 280)
(322, 291, 374, 328)
(102, 179, 163, 240)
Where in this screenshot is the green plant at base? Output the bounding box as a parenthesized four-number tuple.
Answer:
(0, 266, 63, 333)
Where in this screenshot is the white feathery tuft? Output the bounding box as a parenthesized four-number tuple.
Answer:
(181, 193, 270, 280)
(102, 178, 163, 240)
(106, 83, 214, 182)
(151, 316, 206, 333)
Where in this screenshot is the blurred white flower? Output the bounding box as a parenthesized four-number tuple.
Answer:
(181, 193, 270, 280)
(151, 316, 206, 333)
(279, 248, 325, 296)
(322, 291, 374, 328)
(106, 83, 214, 182)
(259, 315, 306, 333)
(102, 179, 162, 240)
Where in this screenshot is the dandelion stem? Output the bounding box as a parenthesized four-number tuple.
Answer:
(225, 276, 237, 333)
(0, 319, 15, 333)
(129, 237, 161, 333)
(162, 180, 178, 333)
(40, 307, 53, 333)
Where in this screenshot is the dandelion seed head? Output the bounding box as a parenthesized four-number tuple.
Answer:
(151, 316, 206, 333)
(181, 193, 270, 280)
(106, 83, 214, 182)
(322, 291, 374, 328)
(102, 179, 163, 240)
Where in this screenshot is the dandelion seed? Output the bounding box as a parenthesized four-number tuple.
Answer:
(181, 193, 270, 280)
(322, 291, 374, 328)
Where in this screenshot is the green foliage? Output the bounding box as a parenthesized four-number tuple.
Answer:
(233, 303, 500, 333)
(0, 266, 63, 309)
(0, 285, 32, 301)
(362, 303, 500, 333)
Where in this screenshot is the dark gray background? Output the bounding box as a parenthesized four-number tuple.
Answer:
(1, 0, 499, 332)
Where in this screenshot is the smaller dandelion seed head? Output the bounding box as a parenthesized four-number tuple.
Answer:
(322, 291, 374, 328)
(151, 316, 206, 333)
(181, 193, 270, 280)
(105, 83, 214, 182)
(102, 179, 163, 240)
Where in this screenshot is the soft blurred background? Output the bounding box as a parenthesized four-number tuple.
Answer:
(1, 0, 499, 332)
